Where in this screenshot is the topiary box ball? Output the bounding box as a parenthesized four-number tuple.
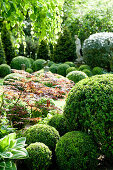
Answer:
(55, 131, 98, 170)
(64, 74, 113, 159)
(0, 64, 11, 77)
(26, 142, 52, 170)
(66, 70, 88, 83)
(23, 124, 60, 151)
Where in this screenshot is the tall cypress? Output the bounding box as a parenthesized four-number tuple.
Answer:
(0, 36, 6, 64)
(1, 21, 15, 65)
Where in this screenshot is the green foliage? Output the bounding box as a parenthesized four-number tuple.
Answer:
(1, 0, 64, 42)
(64, 61, 75, 67)
(19, 42, 24, 56)
(66, 71, 87, 83)
(37, 40, 49, 60)
(48, 114, 69, 136)
(0, 64, 11, 78)
(66, 67, 77, 75)
(64, 74, 113, 159)
(79, 64, 90, 71)
(11, 56, 31, 70)
(53, 28, 76, 63)
(25, 37, 38, 60)
(57, 64, 70, 77)
(1, 22, 15, 65)
(0, 133, 28, 170)
(49, 64, 59, 74)
(3, 73, 25, 82)
(92, 67, 103, 75)
(26, 68, 33, 73)
(0, 37, 6, 65)
(82, 32, 113, 70)
(82, 69, 92, 77)
(33, 59, 46, 71)
(63, 0, 113, 44)
(24, 124, 60, 151)
(55, 131, 98, 170)
(26, 142, 52, 170)
(48, 61, 54, 67)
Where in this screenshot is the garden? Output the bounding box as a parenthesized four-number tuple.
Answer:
(1, 0, 113, 169)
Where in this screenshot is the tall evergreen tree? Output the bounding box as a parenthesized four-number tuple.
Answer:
(0, 37, 6, 64)
(53, 28, 76, 63)
(1, 21, 15, 65)
(37, 40, 49, 60)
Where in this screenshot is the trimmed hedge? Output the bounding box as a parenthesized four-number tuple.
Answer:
(48, 114, 69, 136)
(57, 64, 70, 77)
(26, 68, 33, 73)
(82, 69, 92, 77)
(26, 142, 52, 170)
(33, 59, 46, 71)
(66, 67, 77, 75)
(55, 131, 98, 170)
(49, 64, 59, 74)
(23, 124, 60, 151)
(66, 71, 87, 83)
(92, 66, 103, 75)
(82, 32, 113, 70)
(79, 64, 91, 71)
(11, 56, 31, 70)
(64, 74, 113, 159)
(64, 61, 75, 67)
(0, 64, 11, 77)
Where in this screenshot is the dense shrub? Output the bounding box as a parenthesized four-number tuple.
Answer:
(48, 61, 54, 67)
(1, 21, 15, 65)
(49, 64, 59, 74)
(33, 59, 46, 71)
(53, 28, 76, 63)
(26, 142, 52, 170)
(82, 69, 92, 77)
(28, 58, 34, 68)
(23, 124, 60, 151)
(37, 40, 49, 60)
(82, 32, 113, 70)
(66, 71, 87, 83)
(25, 36, 38, 60)
(48, 114, 69, 136)
(64, 61, 75, 67)
(66, 67, 77, 75)
(79, 64, 91, 71)
(0, 37, 6, 64)
(19, 41, 24, 56)
(11, 56, 31, 70)
(64, 74, 113, 159)
(92, 66, 103, 75)
(26, 68, 33, 73)
(0, 64, 11, 77)
(57, 64, 70, 77)
(55, 131, 98, 170)
(3, 73, 25, 82)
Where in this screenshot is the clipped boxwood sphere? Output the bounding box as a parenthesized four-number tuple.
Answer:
(33, 59, 46, 71)
(48, 61, 54, 67)
(92, 66, 103, 75)
(28, 58, 34, 68)
(82, 69, 92, 77)
(82, 32, 113, 70)
(11, 56, 31, 70)
(0, 64, 11, 77)
(66, 71, 87, 83)
(66, 67, 77, 75)
(48, 114, 69, 136)
(26, 68, 33, 73)
(57, 64, 70, 77)
(23, 124, 60, 151)
(64, 61, 75, 67)
(79, 64, 90, 71)
(3, 73, 25, 85)
(26, 142, 52, 170)
(64, 74, 113, 158)
(49, 64, 59, 74)
(55, 131, 98, 170)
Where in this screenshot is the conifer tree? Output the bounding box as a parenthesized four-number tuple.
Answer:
(0, 37, 6, 64)
(1, 21, 15, 65)
(37, 40, 49, 60)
